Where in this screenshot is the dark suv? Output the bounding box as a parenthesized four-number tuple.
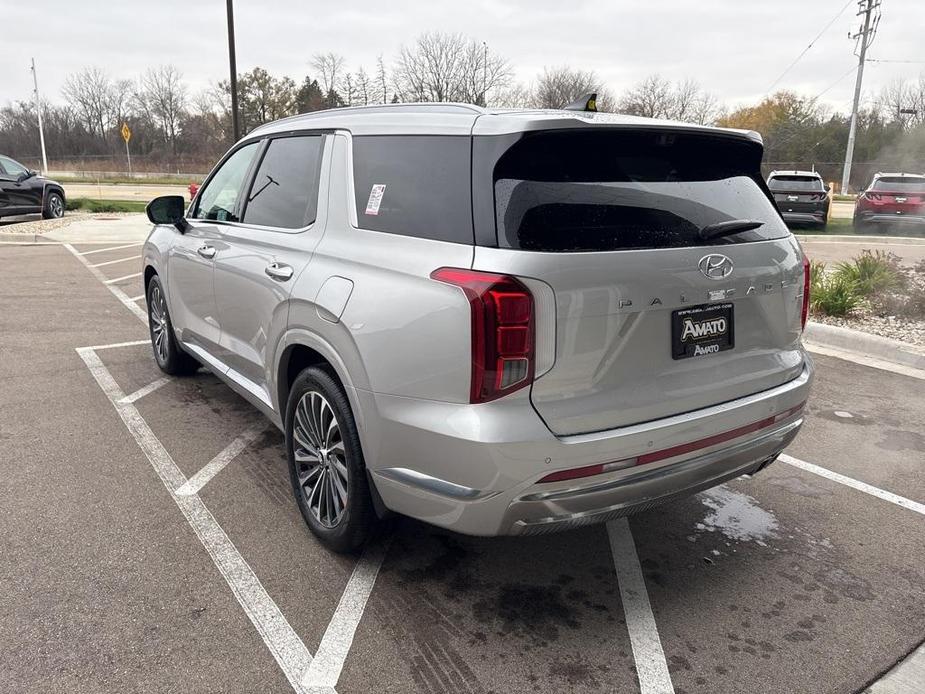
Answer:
(854, 172, 925, 233)
(0, 155, 66, 220)
(767, 170, 830, 229)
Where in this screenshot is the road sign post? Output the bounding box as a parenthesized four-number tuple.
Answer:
(121, 122, 133, 177)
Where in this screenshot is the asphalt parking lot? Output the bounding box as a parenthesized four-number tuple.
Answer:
(1, 241, 923, 694)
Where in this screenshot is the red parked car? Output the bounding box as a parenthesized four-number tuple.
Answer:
(853, 172, 925, 233)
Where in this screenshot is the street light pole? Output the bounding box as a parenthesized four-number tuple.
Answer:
(30, 58, 49, 174)
(226, 0, 241, 142)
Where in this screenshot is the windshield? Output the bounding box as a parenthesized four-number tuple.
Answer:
(871, 177, 925, 193)
(768, 176, 824, 192)
(492, 130, 788, 252)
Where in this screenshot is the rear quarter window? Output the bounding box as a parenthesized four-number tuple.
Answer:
(491, 130, 789, 252)
(352, 135, 473, 244)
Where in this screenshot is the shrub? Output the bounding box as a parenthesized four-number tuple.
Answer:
(833, 250, 902, 297)
(810, 273, 862, 317)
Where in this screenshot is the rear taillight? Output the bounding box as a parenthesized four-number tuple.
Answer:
(801, 253, 810, 330)
(431, 268, 535, 403)
(865, 192, 882, 202)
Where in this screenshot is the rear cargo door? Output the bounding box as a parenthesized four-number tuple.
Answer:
(473, 128, 806, 436)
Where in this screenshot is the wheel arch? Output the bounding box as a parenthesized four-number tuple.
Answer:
(272, 329, 375, 450)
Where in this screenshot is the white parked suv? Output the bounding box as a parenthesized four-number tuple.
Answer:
(143, 103, 813, 552)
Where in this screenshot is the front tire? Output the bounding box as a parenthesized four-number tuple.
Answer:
(286, 366, 374, 553)
(147, 275, 199, 375)
(42, 191, 64, 219)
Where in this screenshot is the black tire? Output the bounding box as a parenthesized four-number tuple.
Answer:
(285, 366, 374, 553)
(147, 275, 199, 376)
(42, 190, 64, 219)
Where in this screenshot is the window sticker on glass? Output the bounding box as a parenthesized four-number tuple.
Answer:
(365, 184, 386, 216)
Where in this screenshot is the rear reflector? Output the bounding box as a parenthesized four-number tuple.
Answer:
(537, 402, 806, 484)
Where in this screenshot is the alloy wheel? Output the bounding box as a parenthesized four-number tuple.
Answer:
(149, 284, 170, 364)
(50, 195, 64, 218)
(292, 391, 348, 528)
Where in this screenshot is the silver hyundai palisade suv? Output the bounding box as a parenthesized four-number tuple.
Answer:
(143, 103, 813, 552)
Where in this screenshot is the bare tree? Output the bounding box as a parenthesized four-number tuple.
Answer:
(135, 66, 188, 159)
(62, 67, 116, 140)
(311, 52, 345, 101)
(529, 66, 614, 110)
(355, 68, 372, 106)
(392, 32, 512, 104)
(618, 74, 721, 124)
(375, 55, 389, 104)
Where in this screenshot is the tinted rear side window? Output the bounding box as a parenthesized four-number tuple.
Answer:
(243, 135, 324, 229)
(768, 175, 824, 191)
(492, 130, 788, 252)
(352, 135, 473, 244)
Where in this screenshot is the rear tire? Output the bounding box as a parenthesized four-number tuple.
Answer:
(42, 191, 64, 219)
(285, 366, 374, 553)
(147, 275, 199, 376)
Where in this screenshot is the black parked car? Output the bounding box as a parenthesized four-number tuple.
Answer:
(0, 155, 66, 220)
(767, 170, 830, 229)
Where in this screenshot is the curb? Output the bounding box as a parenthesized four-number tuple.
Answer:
(804, 322, 925, 371)
(0, 231, 48, 243)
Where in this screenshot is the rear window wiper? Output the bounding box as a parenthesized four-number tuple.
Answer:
(699, 219, 764, 241)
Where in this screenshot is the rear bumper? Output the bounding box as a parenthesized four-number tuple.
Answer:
(781, 211, 826, 225)
(364, 356, 814, 536)
(855, 212, 925, 227)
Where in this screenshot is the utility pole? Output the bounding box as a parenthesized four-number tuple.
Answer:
(30, 58, 48, 174)
(226, 0, 241, 141)
(840, 0, 881, 194)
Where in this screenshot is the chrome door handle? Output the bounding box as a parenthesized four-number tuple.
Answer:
(197, 245, 216, 259)
(265, 262, 294, 281)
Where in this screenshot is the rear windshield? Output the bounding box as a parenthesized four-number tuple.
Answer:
(493, 130, 789, 252)
(871, 177, 925, 193)
(768, 175, 824, 192)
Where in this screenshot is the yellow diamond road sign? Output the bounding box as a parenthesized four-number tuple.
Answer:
(121, 122, 131, 143)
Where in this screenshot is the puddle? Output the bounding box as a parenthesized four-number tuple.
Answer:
(695, 486, 779, 546)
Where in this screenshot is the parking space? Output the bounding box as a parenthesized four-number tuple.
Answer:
(1, 242, 923, 694)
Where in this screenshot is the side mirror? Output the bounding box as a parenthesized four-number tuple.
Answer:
(146, 195, 188, 233)
(16, 170, 34, 183)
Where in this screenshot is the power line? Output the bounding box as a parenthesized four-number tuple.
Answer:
(767, 0, 855, 93)
(815, 64, 859, 100)
(867, 58, 925, 64)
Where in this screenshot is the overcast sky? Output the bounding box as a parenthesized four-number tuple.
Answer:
(5, 0, 925, 113)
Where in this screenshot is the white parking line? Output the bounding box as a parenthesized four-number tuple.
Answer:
(65, 243, 148, 324)
(91, 255, 142, 268)
(77, 242, 142, 256)
(176, 425, 267, 496)
(130, 294, 146, 302)
(118, 376, 172, 405)
(83, 339, 150, 351)
(104, 271, 143, 284)
(779, 454, 925, 516)
(77, 346, 316, 694)
(302, 537, 393, 689)
(607, 518, 675, 694)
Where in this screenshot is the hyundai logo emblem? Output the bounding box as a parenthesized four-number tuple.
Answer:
(698, 254, 734, 280)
